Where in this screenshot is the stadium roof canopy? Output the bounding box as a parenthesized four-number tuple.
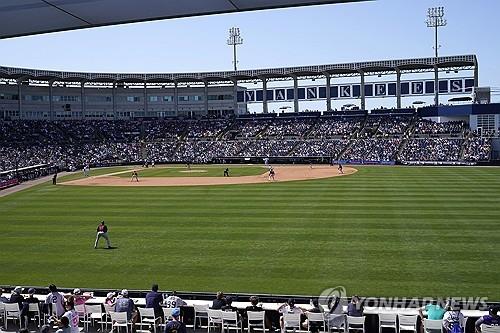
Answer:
(0, 55, 477, 84)
(0, 0, 370, 40)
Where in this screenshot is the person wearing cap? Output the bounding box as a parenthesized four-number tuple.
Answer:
(442, 300, 465, 333)
(146, 284, 163, 319)
(68, 288, 93, 306)
(475, 306, 500, 332)
(164, 308, 186, 333)
(94, 220, 111, 249)
(115, 289, 138, 326)
(277, 299, 304, 333)
(26, 288, 40, 304)
(45, 284, 66, 317)
(0, 288, 9, 303)
(105, 291, 118, 306)
(8, 286, 29, 320)
(211, 291, 226, 310)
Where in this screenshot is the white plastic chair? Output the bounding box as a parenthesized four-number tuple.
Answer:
(306, 312, 327, 333)
(85, 304, 105, 332)
(4, 302, 23, 330)
(424, 319, 443, 333)
(208, 309, 223, 333)
(110, 311, 132, 333)
(247, 311, 266, 333)
(398, 315, 418, 333)
(0, 302, 6, 328)
(283, 312, 301, 333)
(27, 303, 42, 329)
(378, 313, 397, 333)
(104, 303, 115, 329)
(137, 307, 161, 333)
(347, 316, 365, 333)
(194, 304, 210, 329)
(222, 310, 242, 333)
(481, 325, 500, 333)
(326, 314, 345, 333)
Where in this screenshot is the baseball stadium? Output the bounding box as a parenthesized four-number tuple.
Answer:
(0, 1, 499, 333)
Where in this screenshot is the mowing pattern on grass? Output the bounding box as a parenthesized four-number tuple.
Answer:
(0, 166, 499, 299)
(114, 166, 267, 178)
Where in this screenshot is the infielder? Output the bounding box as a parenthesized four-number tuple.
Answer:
(131, 170, 139, 182)
(94, 221, 111, 249)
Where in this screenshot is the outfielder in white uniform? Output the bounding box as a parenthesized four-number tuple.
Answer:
(94, 221, 111, 249)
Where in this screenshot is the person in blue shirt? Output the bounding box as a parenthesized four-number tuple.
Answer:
(164, 308, 186, 333)
(145, 284, 163, 320)
(475, 306, 500, 333)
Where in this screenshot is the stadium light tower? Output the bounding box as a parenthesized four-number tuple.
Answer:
(426, 6, 447, 106)
(227, 27, 243, 71)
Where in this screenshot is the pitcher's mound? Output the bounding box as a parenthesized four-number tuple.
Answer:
(61, 165, 357, 187)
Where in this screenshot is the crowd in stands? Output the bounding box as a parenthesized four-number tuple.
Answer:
(0, 115, 495, 175)
(414, 119, 466, 135)
(2, 285, 499, 333)
(400, 139, 462, 162)
(343, 139, 401, 162)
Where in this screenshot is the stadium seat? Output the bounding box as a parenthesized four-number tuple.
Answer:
(26, 303, 42, 329)
(110, 311, 132, 333)
(481, 325, 500, 333)
(194, 304, 210, 329)
(283, 312, 302, 333)
(4, 302, 23, 330)
(346, 316, 365, 333)
(398, 315, 418, 333)
(137, 307, 161, 333)
(326, 314, 345, 333)
(306, 312, 327, 333)
(104, 303, 115, 329)
(222, 310, 242, 333)
(84, 304, 105, 332)
(378, 313, 397, 333)
(207, 309, 223, 333)
(423, 319, 443, 333)
(247, 311, 266, 333)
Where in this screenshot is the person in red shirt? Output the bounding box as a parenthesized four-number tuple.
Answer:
(94, 221, 111, 249)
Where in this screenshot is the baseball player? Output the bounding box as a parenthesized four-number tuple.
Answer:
(94, 221, 111, 249)
(131, 170, 139, 182)
(338, 163, 343, 174)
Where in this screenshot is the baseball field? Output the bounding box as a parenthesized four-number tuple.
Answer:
(0, 165, 499, 300)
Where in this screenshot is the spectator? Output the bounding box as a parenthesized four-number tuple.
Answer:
(278, 298, 303, 333)
(105, 291, 117, 306)
(164, 308, 186, 333)
(347, 296, 363, 317)
(45, 284, 65, 317)
(475, 306, 500, 332)
(443, 301, 465, 333)
(163, 291, 187, 308)
(69, 288, 92, 306)
(222, 296, 238, 312)
(146, 284, 163, 319)
(211, 291, 227, 310)
(115, 289, 138, 325)
(55, 316, 71, 333)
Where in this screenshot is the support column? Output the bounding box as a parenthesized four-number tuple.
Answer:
(261, 77, 268, 114)
(293, 75, 299, 113)
(233, 79, 238, 115)
(434, 64, 439, 106)
(359, 70, 366, 111)
(204, 81, 209, 115)
(473, 61, 479, 90)
(174, 81, 179, 117)
(80, 81, 85, 119)
(112, 81, 117, 118)
(17, 79, 23, 119)
(143, 82, 148, 116)
(49, 79, 55, 120)
(396, 68, 402, 109)
(325, 73, 331, 112)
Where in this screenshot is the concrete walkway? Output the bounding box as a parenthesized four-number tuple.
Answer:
(0, 172, 72, 198)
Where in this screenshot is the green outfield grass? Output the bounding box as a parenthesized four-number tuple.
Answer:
(0, 166, 499, 299)
(114, 165, 267, 178)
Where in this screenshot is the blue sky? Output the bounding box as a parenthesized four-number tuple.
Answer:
(0, 0, 498, 111)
